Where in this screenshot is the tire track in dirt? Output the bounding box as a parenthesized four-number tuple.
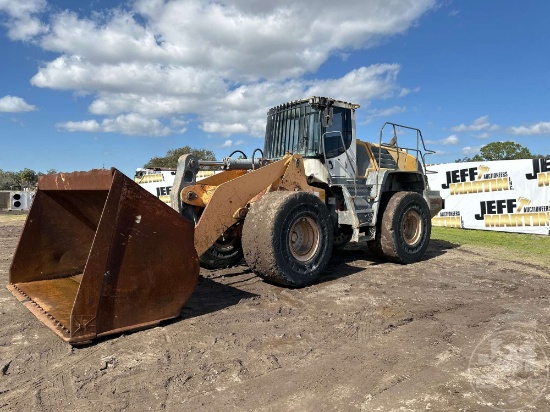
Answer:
(0, 346, 104, 410)
(174, 297, 504, 411)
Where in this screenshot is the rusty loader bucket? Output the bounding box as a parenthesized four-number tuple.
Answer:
(7, 169, 199, 344)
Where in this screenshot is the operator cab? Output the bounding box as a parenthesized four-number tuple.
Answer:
(264, 97, 360, 181)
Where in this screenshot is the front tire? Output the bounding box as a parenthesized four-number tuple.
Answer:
(242, 192, 333, 287)
(368, 191, 431, 263)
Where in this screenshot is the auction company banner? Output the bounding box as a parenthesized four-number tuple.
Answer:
(427, 158, 550, 235)
(134, 168, 218, 204)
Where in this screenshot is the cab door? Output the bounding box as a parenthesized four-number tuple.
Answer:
(322, 107, 357, 180)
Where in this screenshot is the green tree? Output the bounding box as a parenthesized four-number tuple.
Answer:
(19, 168, 38, 188)
(0, 169, 19, 190)
(456, 154, 485, 163)
(144, 146, 216, 168)
(459, 141, 533, 162)
(479, 141, 532, 160)
(37, 169, 59, 177)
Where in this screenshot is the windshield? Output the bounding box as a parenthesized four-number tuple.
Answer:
(264, 102, 322, 159)
(264, 102, 353, 160)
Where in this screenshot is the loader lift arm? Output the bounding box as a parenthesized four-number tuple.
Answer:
(173, 153, 322, 257)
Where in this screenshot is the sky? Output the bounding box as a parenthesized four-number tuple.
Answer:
(1, 0, 549, 178)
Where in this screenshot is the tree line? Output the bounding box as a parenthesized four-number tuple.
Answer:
(458, 141, 548, 162)
(0, 168, 58, 190)
(144, 146, 216, 168)
(3, 142, 546, 191)
(0, 146, 215, 190)
(143, 142, 547, 167)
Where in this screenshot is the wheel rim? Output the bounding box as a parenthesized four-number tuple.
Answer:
(402, 209, 422, 246)
(288, 216, 321, 262)
(214, 234, 237, 250)
(213, 225, 241, 251)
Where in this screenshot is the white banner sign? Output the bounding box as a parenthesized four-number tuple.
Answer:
(134, 169, 176, 204)
(134, 168, 218, 204)
(428, 158, 550, 235)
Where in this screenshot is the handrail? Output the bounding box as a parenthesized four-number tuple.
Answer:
(374, 122, 438, 195)
(378, 122, 436, 174)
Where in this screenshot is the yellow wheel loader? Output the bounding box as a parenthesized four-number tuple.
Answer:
(7, 97, 442, 344)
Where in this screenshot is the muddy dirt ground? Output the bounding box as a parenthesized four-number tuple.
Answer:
(1, 213, 550, 411)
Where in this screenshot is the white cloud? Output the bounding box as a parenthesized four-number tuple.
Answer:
(59, 119, 100, 132)
(452, 115, 499, 133)
(31, 0, 437, 81)
(64, 64, 403, 138)
(441, 135, 459, 145)
(425, 134, 459, 145)
(364, 105, 406, 124)
(509, 122, 550, 135)
(170, 117, 188, 133)
(202, 122, 249, 136)
(5, 0, 437, 136)
(0, 0, 48, 40)
(306, 65, 402, 102)
(31, 57, 227, 97)
(221, 139, 245, 148)
(56, 114, 171, 136)
(398, 86, 421, 97)
(371, 106, 407, 117)
(462, 146, 482, 156)
(0, 95, 36, 112)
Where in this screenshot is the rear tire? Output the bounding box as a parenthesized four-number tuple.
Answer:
(333, 226, 353, 250)
(368, 191, 430, 263)
(242, 191, 333, 287)
(199, 225, 243, 269)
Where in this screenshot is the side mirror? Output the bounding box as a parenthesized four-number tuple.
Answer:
(322, 107, 333, 127)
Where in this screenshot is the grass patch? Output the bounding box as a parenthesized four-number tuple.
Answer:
(432, 226, 550, 266)
(0, 212, 28, 224)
